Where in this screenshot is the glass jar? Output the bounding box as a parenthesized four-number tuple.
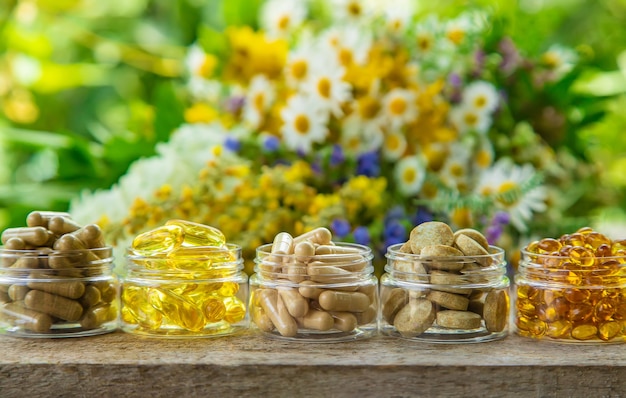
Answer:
(380, 243, 510, 343)
(121, 244, 248, 337)
(249, 243, 378, 342)
(515, 250, 626, 343)
(0, 247, 118, 338)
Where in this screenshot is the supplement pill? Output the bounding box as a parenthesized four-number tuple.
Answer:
(297, 309, 334, 331)
(258, 289, 297, 337)
(1, 227, 49, 246)
(293, 227, 332, 245)
(318, 290, 370, 312)
(0, 302, 53, 332)
(48, 216, 81, 235)
(278, 288, 309, 318)
(271, 232, 294, 256)
(24, 290, 84, 322)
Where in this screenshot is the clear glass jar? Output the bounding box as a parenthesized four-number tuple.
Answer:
(0, 247, 118, 338)
(121, 244, 248, 337)
(515, 250, 626, 343)
(380, 243, 510, 343)
(249, 243, 378, 342)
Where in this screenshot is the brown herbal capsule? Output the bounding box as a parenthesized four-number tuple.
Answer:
(48, 216, 81, 235)
(24, 290, 84, 321)
(0, 302, 53, 333)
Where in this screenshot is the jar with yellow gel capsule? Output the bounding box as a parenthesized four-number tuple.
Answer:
(515, 227, 626, 343)
(0, 211, 118, 338)
(120, 220, 248, 337)
(249, 228, 378, 342)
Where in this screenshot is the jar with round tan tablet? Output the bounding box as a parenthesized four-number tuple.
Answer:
(0, 211, 118, 338)
(380, 221, 510, 343)
(515, 227, 626, 343)
(250, 228, 378, 342)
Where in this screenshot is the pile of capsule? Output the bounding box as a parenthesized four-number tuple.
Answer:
(516, 227, 626, 342)
(251, 228, 377, 338)
(121, 220, 246, 335)
(0, 211, 116, 334)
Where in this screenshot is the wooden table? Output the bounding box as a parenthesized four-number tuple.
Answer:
(1, 331, 624, 397)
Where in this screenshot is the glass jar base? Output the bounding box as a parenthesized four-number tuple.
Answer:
(259, 326, 377, 343)
(381, 325, 508, 344)
(121, 322, 247, 338)
(0, 323, 117, 339)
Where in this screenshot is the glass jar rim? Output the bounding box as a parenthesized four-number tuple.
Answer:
(126, 242, 241, 260)
(520, 248, 626, 262)
(0, 246, 114, 271)
(385, 243, 505, 261)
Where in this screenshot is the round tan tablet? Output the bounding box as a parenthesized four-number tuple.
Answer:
(420, 245, 464, 271)
(382, 288, 408, 324)
(454, 228, 489, 250)
(426, 290, 469, 311)
(483, 290, 509, 332)
(393, 258, 428, 282)
(429, 270, 471, 295)
(454, 234, 491, 266)
(393, 298, 435, 337)
(436, 310, 482, 329)
(409, 222, 454, 254)
(467, 299, 485, 316)
(399, 241, 413, 253)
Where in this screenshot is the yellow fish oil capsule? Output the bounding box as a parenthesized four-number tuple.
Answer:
(131, 225, 185, 255)
(166, 219, 226, 247)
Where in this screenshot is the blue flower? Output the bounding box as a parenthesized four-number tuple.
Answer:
(224, 136, 241, 152)
(262, 135, 280, 152)
(412, 207, 434, 226)
(384, 219, 406, 241)
(331, 219, 351, 238)
(385, 206, 406, 223)
(353, 226, 370, 246)
(356, 151, 380, 177)
(330, 144, 345, 167)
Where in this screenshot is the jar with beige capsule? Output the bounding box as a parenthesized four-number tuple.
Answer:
(249, 228, 378, 342)
(380, 222, 510, 343)
(0, 211, 118, 338)
(120, 220, 248, 337)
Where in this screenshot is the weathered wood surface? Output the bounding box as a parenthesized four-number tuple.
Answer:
(0, 331, 624, 397)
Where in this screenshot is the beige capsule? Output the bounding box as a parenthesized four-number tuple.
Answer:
(296, 309, 334, 331)
(79, 285, 102, 308)
(10, 256, 40, 269)
(318, 290, 370, 312)
(0, 291, 10, 304)
(307, 262, 358, 284)
(71, 224, 106, 249)
(355, 304, 377, 325)
(53, 235, 100, 264)
(251, 303, 274, 332)
(293, 227, 332, 246)
(298, 280, 324, 299)
(294, 241, 315, 263)
(0, 302, 53, 333)
(257, 288, 297, 337)
(8, 285, 30, 301)
(24, 290, 83, 322)
(278, 287, 309, 318)
(26, 211, 71, 229)
(2, 237, 26, 267)
(271, 232, 294, 256)
(80, 303, 115, 329)
(48, 216, 81, 235)
(329, 311, 358, 332)
(285, 262, 308, 283)
(315, 245, 360, 255)
(1, 227, 51, 247)
(27, 274, 85, 299)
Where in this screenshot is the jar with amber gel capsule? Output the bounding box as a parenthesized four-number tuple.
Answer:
(120, 220, 248, 337)
(380, 243, 509, 343)
(250, 228, 378, 342)
(515, 228, 626, 344)
(0, 215, 118, 337)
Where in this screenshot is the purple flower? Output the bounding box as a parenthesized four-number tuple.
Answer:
(262, 135, 280, 152)
(330, 144, 345, 167)
(224, 136, 241, 152)
(493, 211, 511, 226)
(331, 219, 351, 238)
(384, 219, 406, 241)
(498, 37, 522, 75)
(225, 96, 245, 114)
(448, 73, 462, 87)
(486, 224, 503, 245)
(353, 226, 370, 246)
(412, 207, 433, 226)
(356, 151, 380, 177)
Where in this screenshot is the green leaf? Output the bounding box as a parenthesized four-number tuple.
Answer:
(0, 127, 74, 149)
(152, 82, 185, 142)
(222, 0, 262, 28)
(572, 69, 626, 96)
(197, 25, 228, 58)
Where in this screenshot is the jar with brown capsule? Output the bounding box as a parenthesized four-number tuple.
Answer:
(249, 229, 378, 342)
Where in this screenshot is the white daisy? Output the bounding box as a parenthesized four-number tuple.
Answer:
(541, 44, 577, 78)
(381, 0, 415, 34)
(185, 44, 215, 79)
(284, 42, 320, 89)
(449, 104, 491, 135)
(320, 26, 372, 67)
(475, 159, 547, 232)
(340, 112, 384, 155)
(444, 12, 484, 46)
(473, 136, 494, 171)
(439, 143, 472, 191)
(382, 88, 418, 129)
(280, 95, 328, 153)
(242, 74, 275, 129)
(462, 81, 499, 114)
(395, 155, 427, 196)
(259, 0, 307, 38)
(302, 66, 352, 117)
(382, 130, 407, 161)
(330, 0, 374, 23)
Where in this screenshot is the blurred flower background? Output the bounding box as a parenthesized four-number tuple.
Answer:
(1, 0, 626, 273)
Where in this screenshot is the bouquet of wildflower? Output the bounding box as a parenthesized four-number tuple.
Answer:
(71, 0, 589, 273)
